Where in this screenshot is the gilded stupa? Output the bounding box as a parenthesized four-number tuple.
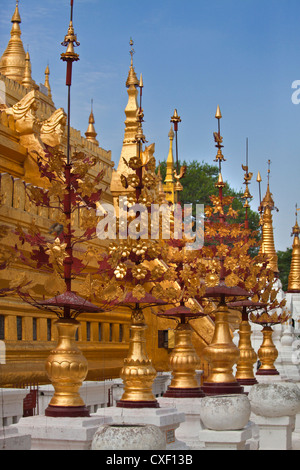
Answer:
(110, 39, 140, 202)
(85, 101, 99, 145)
(0, 1, 26, 84)
(259, 162, 279, 274)
(288, 207, 300, 293)
(163, 126, 176, 204)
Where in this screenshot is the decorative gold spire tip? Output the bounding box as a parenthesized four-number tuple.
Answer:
(256, 171, 262, 183)
(215, 105, 222, 119)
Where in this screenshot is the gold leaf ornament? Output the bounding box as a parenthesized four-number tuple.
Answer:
(132, 284, 146, 300)
(45, 237, 67, 267)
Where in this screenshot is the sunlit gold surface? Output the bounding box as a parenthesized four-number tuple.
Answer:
(118, 308, 157, 405)
(257, 326, 279, 374)
(45, 318, 88, 408)
(163, 126, 175, 204)
(167, 323, 201, 389)
(260, 177, 279, 273)
(288, 214, 300, 292)
(235, 318, 257, 382)
(202, 302, 240, 384)
(0, 3, 26, 83)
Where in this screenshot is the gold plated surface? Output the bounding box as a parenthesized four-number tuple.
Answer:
(118, 308, 157, 406)
(256, 326, 279, 375)
(288, 208, 300, 292)
(167, 323, 201, 390)
(202, 301, 240, 385)
(235, 317, 257, 383)
(0, 2, 26, 83)
(45, 318, 89, 409)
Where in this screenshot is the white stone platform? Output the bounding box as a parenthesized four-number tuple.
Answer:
(94, 405, 187, 450)
(11, 415, 112, 450)
(252, 414, 295, 450)
(158, 396, 204, 450)
(0, 426, 31, 450)
(198, 422, 255, 450)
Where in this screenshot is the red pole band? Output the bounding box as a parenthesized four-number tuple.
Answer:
(66, 61, 72, 86)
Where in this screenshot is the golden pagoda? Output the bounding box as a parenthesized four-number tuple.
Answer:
(259, 162, 279, 273)
(0, 1, 26, 84)
(163, 126, 176, 203)
(85, 101, 99, 145)
(110, 39, 140, 202)
(287, 206, 300, 293)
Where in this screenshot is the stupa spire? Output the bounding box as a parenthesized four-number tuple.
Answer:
(85, 100, 99, 145)
(288, 205, 300, 293)
(21, 51, 35, 89)
(0, 1, 26, 83)
(110, 39, 140, 199)
(163, 126, 175, 203)
(259, 160, 279, 273)
(44, 64, 53, 101)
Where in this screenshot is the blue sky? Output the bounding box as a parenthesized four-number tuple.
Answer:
(1, 0, 299, 251)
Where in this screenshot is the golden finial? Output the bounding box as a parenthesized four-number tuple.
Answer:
(213, 105, 226, 174)
(256, 171, 262, 183)
(215, 105, 222, 119)
(126, 38, 139, 88)
(129, 37, 135, 65)
(139, 73, 143, 89)
(241, 138, 253, 207)
(215, 172, 225, 189)
(292, 204, 300, 236)
(171, 109, 185, 196)
(12, 0, 21, 23)
(61, 1, 80, 67)
(171, 109, 181, 129)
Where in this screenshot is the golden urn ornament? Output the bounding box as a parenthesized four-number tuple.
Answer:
(157, 303, 205, 398)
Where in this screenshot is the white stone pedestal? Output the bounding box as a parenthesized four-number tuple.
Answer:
(292, 409, 300, 449)
(158, 396, 204, 450)
(11, 415, 112, 450)
(253, 414, 295, 450)
(0, 388, 29, 426)
(198, 422, 254, 450)
(94, 406, 187, 450)
(0, 426, 31, 450)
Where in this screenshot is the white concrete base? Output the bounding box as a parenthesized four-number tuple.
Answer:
(0, 426, 31, 450)
(255, 374, 283, 384)
(11, 415, 112, 450)
(0, 389, 29, 426)
(94, 406, 187, 450)
(198, 422, 254, 450)
(253, 414, 295, 450)
(158, 396, 204, 450)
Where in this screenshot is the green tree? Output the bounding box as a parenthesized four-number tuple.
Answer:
(277, 248, 292, 292)
(157, 159, 260, 234)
